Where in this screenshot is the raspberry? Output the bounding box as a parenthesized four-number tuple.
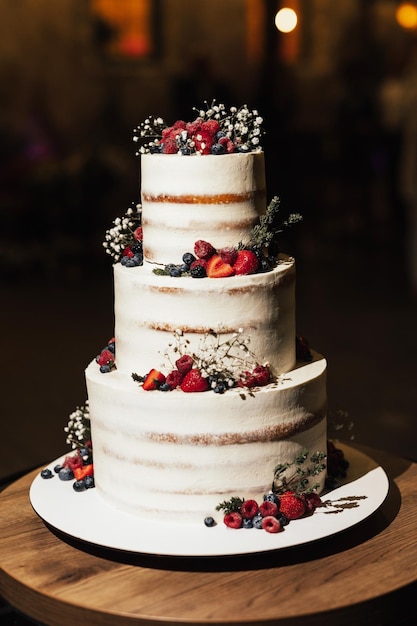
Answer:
(259, 500, 278, 517)
(186, 119, 202, 136)
(240, 499, 259, 519)
(63, 451, 83, 471)
(278, 493, 306, 520)
(162, 136, 178, 154)
(194, 240, 215, 260)
(219, 247, 238, 265)
(175, 354, 194, 375)
(96, 349, 115, 366)
(194, 129, 215, 155)
(180, 369, 209, 393)
(302, 492, 323, 513)
(201, 119, 221, 136)
(166, 370, 183, 389)
(232, 249, 259, 275)
(262, 516, 282, 533)
(133, 226, 143, 241)
(239, 365, 270, 388)
(223, 511, 243, 529)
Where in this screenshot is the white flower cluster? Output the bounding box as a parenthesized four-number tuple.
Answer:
(64, 402, 91, 449)
(102, 204, 142, 262)
(133, 116, 166, 155)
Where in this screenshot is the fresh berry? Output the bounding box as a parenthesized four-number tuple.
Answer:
(252, 513, 264, 529)
(240, 365, 270, 388)
(202, 119, 221, 136)
(190, 264, 207, 278)
(41, 468, 53, 479)
(58, 467, 74, 481)
(240, 499, 259, 519)
(302, 492, 323, 513)
(166, 369, 183, 389)
(180, 369, 209, 393)
(242, 518, 254, 529)
(278, 492, 306, 520)
(194, 240, 215, 260)
(73, 464, 94, 481)
(133, 226, 143, 241)
(182, 252, 196, 266)
(84, 475, 95, 489)
(263, 491, 279, 505)
(259, 500, 278, 517)
(223, 511, 243, 529)
(262, 516, 282, 533)
(206, 254, 234, 278)
(233, 249, 259, 275)
(63, 452, 83, 471)
(162, 135, 179, 154)
(204, 516, 216, 527)
(122, 246, 134, 258)
(142, 368, 166, 391)
(219, 247, 238, 265)
(193, 129, 215, 155)
(54, 464, 63, 474)
(296, 336, 313, 362)
(73, 479, 86, 492)
(175, 354, 194, 376)
(96, 349, 115, 367)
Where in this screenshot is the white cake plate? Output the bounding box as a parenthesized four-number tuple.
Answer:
(29, 444, 389, 557)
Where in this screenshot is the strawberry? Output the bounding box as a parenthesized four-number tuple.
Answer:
(166, 370, 183, 390)
(206, 254, 234, 278)
(180, 369, 209, 393)
(262, 516, 282, 533)
(96, 349, 115, 366)
(223, 511, 243, 529)
(73, 464, 94, 481)
(233, 249, 259, 275)
(279, 492, 306, 520)
(259, 500, 278, 517)
(194, 240, 215, 260)
(133, 226, 143, 241)
(175, 354, 194, 376)
(240, 499, 259, 519)
(219, 247, 238, 266)
(142, 368, 166, 391)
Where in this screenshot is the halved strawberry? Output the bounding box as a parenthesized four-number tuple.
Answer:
(73, 464, 94, 481)
(233, 249, 259, 275)
(142, 368, 166, 391)
(206, 254, 234, 278)
(180, 369, 209, 393)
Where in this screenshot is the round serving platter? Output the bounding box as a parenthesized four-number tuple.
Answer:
(29, 444, 389, 557)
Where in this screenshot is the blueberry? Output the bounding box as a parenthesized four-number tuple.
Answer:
(211, 143, 225, 155)
(182, 252, 196, 265)
(133, 253, 143, 266)
(84, 475, 95, 489)
(100, 364, 111, 373)
(124, 258, 137, 267)
(120, 256, 130, 266)
(214, 383, 226, 394)
(252, 513, 263, 529)
(73, 479, 86, 492)
(58, 467, 74, 481)
(150, 144, 162, 154)
(41, 468, 53, 479)
(216, 131, 227, 140)
(277, 513, 289, 526)
(107, 341, 115, 353)
(169, 266, 182, 277)
(159, 382, 171, 392)
(204, 516, 216, 527)
(54, 464, 63, 474)
(242, 518, 254, 529)
(263, 492, 279, 505)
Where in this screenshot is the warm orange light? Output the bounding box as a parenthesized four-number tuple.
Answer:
(275, 8, 298, 34)
(396, 3, 417, 29)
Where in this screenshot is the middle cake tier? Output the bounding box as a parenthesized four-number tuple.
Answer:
(114, 254, 296, 376)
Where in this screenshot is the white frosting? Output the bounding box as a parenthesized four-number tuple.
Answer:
(114, 255, 296, 377)
(86, 354, 327, 523)
(140, 152, 266, 265)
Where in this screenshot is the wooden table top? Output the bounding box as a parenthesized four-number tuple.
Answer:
(1, 444, 417, 626)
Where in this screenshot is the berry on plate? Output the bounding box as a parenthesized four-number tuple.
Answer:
(240, 499, 259, 519)
(278, 492, 306, 520)
(261, 515, 282, 533)
(223, 511, 243, 529)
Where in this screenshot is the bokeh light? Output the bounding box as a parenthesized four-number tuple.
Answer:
(275, 8, 298, 34)
(396, 3, 417, 29)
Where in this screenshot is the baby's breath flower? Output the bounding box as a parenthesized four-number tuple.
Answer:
(65, 402, 91, 449)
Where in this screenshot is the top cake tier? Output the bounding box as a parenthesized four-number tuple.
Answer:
(140, 152, 266, 266)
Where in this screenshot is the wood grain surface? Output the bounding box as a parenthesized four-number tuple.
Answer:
(1, 445, 417, 626)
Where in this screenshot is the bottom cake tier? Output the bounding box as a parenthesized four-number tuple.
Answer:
(85, 354, 327, 524)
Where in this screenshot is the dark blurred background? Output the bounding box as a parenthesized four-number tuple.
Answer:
(1, 0, 417, 480)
